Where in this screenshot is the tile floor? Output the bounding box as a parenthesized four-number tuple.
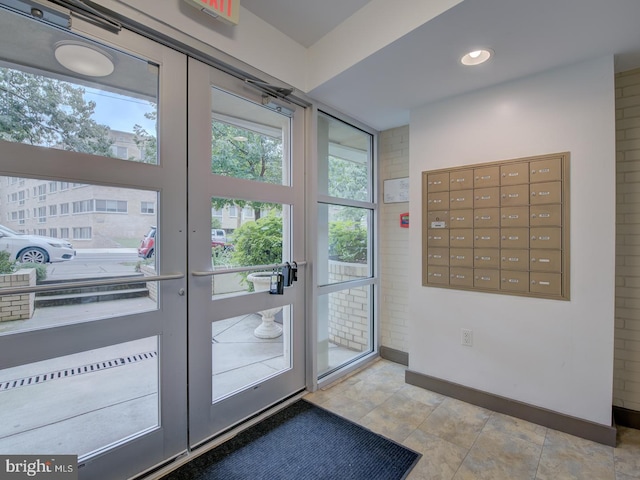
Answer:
(304, 359, 640, 480)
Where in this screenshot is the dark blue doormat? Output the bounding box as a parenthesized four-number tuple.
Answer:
(162, 399, 421, 480)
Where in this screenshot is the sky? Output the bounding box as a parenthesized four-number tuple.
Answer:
(84, 88, 156, 134)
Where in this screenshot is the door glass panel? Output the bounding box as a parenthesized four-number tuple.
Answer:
(0, 11, 158, 163)
(212, 305, 292, 402)
(211, 88, 290, 185)
(0, 336, 159, 459)
(317, 286, 371, 376)
(318, 113, 371, 201)
(318, 204, 371, 286)
(0, 175, 158, 334)
(211, 198, 290, 297)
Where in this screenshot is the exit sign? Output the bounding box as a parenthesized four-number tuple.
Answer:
(184, 0, 240, 25)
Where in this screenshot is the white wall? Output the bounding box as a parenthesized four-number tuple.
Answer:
(379, 126, 411, 353)
(408, 56, 616, 426)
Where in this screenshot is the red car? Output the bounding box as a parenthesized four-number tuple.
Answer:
(138, 226, 156, 259)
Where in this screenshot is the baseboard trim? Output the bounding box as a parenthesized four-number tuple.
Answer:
(613, 406, 640, 430)
(379, 346, 408, 366)
(405, 370, 617, 447)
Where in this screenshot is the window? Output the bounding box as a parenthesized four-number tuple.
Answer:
(73, 200, 94, 214)
(73, 227, 92, 240)
(111, 145, 129, 159)
(59, 182, 69, 191)
(18, 190, 25, 205)
(49, 205, 57, 216)
(49, 182, 57, 193)
(38, 228, 46, 236)
(211, 208, 223, 218)
(37, 206, 46, 223)
(60, 228, 69, 239)
(141, 202, 155, 214)
(95, 199, 127, 213)
(228, 205, 237, 218)
(60, 203, 69, 215)
(316, 112, 376, 378)
(38, 184, 46, 201)
(49, 228, 57, 238)
(242, 207, 254, 218)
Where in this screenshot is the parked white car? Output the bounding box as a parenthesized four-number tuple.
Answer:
(0, 225, 75, 264)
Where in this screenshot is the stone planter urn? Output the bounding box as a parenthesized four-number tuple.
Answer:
(247, 272, 283, 339)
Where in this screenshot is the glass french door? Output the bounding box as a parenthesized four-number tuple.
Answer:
(0, 5, 187, 479)
(186, 59, 306, 446)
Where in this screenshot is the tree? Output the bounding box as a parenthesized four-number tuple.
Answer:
(328, 156, 368, 202)
(0, 67, 113, 155)
(211, 121, 283, 222)
(133, 110, 158, 163)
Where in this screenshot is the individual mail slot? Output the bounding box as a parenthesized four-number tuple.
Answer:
(474, 166, 500, 188)
(530, 204, 562, 227)
(427, 191, 450, 210)
(427, 172, 449, 192)
(449, 267, 474, 287)
(500, 271, 529, 293)
(449, 248, 474, 267)
(530, 249, 562, 272)
(500, 206, 529, 227)
(474, 269, 500, 290)
(530, 157, 561, 183)
(500, 185, 529, 206)
(500, 228, 529, 249)
(427, 210, 449, 229)
(500, 162, 529, 185)
(449, 169, 473, 190)
(474, 187, 500, 208)
(474, 228, 500, 248)
(427, 247, 449, 266)
(500, 249, 529, 271)
(530, 181, 561, 205)
(449, 209, 474, 228)
(449, 189, 474, 209)
(474, 208, 500, 228)
(449, 228, 473, 247)
(530, 272, 562, 296)
(473, 248, 499, 268)
(530, 227, 561, 249)
(427, 229, 450, 247)
(427, 265, 449, 286)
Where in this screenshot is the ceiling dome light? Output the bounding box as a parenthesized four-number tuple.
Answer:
(461, 49, 493, 66)
(54, 41, 114, 77)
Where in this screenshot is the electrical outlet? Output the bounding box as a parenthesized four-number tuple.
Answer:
(461, 328, 473, 346)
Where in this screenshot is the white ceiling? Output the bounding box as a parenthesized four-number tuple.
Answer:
(242, 0, 640, 131)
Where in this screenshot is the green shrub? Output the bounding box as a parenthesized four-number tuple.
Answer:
(231, 214, 282, 289)
(18, 262, 47, 283)
(329, 221, 367, 263)
(0, 250, 16, 275)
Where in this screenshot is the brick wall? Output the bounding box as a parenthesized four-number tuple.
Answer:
(615, 67, 640, 412)
(379, 126, 410, 354)
(327, 261, 369, 350)
(0, 268, 36, 321)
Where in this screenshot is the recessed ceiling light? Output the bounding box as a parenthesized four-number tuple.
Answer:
(54, 41, 114, 77)
(461, 49, 493, 66)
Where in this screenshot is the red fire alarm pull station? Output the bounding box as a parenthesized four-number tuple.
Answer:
(400, 212, 409, 228)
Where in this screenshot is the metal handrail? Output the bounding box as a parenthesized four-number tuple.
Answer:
(192, 261, 306, 277)
(0, 273, 184, 296)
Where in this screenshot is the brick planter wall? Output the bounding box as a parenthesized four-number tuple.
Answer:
(140, 264, 158, 302)
(0, 268, 36, 321)
(328, 261, 369, 351)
